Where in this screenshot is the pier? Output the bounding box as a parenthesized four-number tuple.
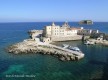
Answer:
(38, 42, 84, 56)
(7, 39, 84, 61)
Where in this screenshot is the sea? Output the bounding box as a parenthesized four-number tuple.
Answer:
(0, 22, 108, 80)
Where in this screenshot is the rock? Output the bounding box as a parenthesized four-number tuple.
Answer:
(75, 56, 78, 60)
(66, 56, 70, 61)
(59, 56, 66, 61)
(47, 52, 51, 55)
(14, 51, 19, 54)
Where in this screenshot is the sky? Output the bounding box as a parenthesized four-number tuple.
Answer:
(0, 0, 108, 22)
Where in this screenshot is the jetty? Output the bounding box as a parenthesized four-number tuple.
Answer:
(86, 39, 108, 46)
(7, 39, 84, 61)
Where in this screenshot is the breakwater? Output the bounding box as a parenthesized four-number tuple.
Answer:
(7, 39, 84, 61)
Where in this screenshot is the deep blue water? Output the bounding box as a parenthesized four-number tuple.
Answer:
(0, 22, 108, 80)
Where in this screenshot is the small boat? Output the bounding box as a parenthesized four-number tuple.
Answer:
(84, 41, 90, 45)
(68, 46, 81, 52)
(84, 40, 95, 45)
(62, 44, 81, 52)
(62, 44, 69, 48)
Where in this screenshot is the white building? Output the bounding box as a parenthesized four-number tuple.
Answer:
(42, 22, 83, 42)
(43, 22, 83, 37)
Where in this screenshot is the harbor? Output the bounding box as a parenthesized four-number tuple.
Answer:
(1, 0, 108, 79)
(7, 22, 87, 61)
(7, 22, 108, 61)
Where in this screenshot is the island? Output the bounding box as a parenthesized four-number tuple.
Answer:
(79, 20, 93, 25)
(7, 22, 101, 61)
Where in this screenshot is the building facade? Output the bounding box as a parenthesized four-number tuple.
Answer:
(42, 22, 83, 42)
(43, 22, 83, 37)
(77, 29, 99, 36)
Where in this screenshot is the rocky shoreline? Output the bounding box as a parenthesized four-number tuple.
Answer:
(7, 39, 84, 61)
(87, 39, 108, 47)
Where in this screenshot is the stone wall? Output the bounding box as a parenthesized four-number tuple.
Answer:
(105, 35, 108, 40)
(51, 35, 82, 41)
(28, 30, 43, 39)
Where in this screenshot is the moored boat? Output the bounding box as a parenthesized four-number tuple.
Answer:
(84, 40, 95, 45)
(62, 44, 69, 48)
(62, 44, 82, 52)
(68, 46, 81, 52)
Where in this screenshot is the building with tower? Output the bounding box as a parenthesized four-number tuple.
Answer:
(42, 22, 83, 42)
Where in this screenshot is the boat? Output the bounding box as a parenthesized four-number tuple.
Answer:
(84, 40, 95, 45)
(84, 41, 90, 45)
(62, 44, 81, 52)
(62, 44, 69, 48)
(68, 46, 81, 52)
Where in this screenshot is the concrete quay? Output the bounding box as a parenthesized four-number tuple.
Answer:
(87, 39, 108, 46)
(7, 39, 84, 61)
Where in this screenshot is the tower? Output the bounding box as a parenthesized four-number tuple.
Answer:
(52, 22, 55, 26)
(62, 21, 70, 28)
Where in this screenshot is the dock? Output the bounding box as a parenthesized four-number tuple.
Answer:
(41, 43, 85, 60)
(7, 39, 85, 61)
(38, 42, 84, 56)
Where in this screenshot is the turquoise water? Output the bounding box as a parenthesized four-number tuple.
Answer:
(0, 22, 108, 80)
